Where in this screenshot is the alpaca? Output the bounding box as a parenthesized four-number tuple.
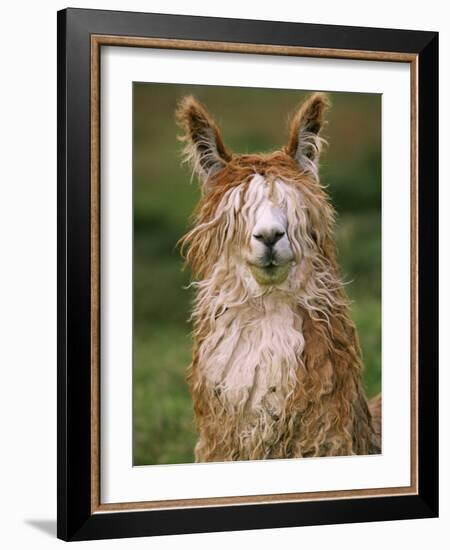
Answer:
(176, 92, 381, 462)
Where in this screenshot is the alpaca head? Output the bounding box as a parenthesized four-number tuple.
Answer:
(177, 93, 336, 294)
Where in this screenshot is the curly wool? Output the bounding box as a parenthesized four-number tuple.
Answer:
(179, 152, 380, 462)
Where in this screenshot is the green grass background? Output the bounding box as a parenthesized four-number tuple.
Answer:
(133, 83, 381, 466)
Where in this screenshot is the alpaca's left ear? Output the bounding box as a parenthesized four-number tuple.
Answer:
(176, 96, 231, 188)
(285, 92, 330, 180)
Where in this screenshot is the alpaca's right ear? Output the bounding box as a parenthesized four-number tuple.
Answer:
(176, 96, 231, 187)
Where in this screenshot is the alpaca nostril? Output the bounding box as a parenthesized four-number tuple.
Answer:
(253, 230, 285, 247)
(273, 230, 285, 242)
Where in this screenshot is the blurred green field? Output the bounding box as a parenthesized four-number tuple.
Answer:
(133, 84, 381, 466)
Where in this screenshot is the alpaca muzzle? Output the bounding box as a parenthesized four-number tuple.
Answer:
(248, 261, 291, 285)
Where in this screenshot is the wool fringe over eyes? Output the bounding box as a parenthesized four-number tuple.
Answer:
(175, 93, 381, 461)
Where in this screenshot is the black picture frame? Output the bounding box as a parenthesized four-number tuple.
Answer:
(57, 7, 438, 541)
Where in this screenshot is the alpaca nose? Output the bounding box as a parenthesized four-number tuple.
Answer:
(253, 229, 285, 247)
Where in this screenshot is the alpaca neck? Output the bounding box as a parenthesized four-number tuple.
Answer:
(197, 290, 305, 412)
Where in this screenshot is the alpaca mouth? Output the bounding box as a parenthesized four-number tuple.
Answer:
(248, 262, 291, 285)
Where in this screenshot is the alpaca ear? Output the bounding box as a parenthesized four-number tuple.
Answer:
(285, 92, 330, 180)
(176, 96, 231, 187)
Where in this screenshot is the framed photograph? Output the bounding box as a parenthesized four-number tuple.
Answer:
(57, 8, 438, 541)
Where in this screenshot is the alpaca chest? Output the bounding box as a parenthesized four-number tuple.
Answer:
(199, 299, 305, 412)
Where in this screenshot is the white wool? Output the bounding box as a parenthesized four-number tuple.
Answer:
(200, 292, 305, 413)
